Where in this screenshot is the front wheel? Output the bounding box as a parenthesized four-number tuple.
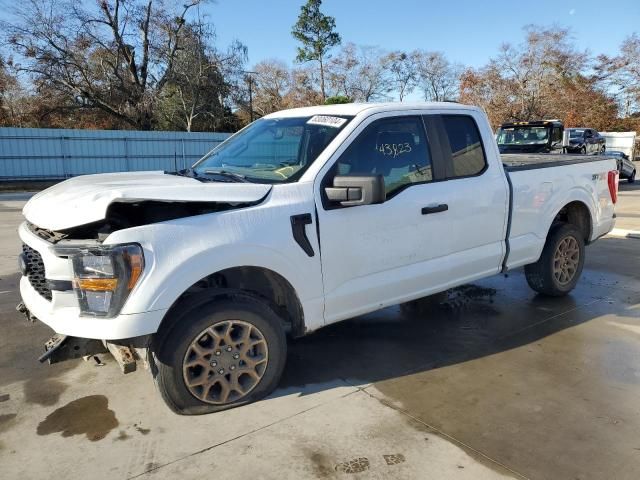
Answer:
(580, 146, 587, 155)
(525, 224, 585, 297)
(151, 293, 287, 415)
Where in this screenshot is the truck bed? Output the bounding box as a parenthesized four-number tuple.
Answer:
(502, 154, 610, 171)
(502, 153, 616, 272)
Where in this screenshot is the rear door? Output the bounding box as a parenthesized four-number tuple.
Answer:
(422, 113, 509, 279)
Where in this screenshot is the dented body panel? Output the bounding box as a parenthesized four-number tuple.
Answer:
(22, 171, 272, 231)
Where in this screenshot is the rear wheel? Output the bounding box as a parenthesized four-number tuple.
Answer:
(151, 292, 287, 415)
(525, 224, 585, 297)
(630, 170, 636, 184)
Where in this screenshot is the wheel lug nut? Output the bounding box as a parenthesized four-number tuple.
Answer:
(230, 365, 236, 371)
(226, 346, 232, 352)
(233, 353, 240, 359)
(210, 360, 217, 367)
(218, 368, 225, 374)
(215, 350, 221, 356)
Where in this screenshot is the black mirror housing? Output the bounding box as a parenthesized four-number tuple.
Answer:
(325, 175, 385, 207)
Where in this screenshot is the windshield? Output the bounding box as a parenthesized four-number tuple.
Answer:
(569, 129, 584, 138)
(496, 126, 550, 145)
(192, 115, 352, 183)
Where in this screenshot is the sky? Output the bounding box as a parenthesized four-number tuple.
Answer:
(204, 0, 639, 69)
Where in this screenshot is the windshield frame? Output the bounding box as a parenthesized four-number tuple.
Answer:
(191, 115, 354, 184)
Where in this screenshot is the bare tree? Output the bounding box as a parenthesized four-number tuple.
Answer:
(0, 57, 31, 126)
(416, 51, 463, 102)
(2, 0, 221, 130)
(459, 25, 609, 129)
(328, 43, 392, 102)
(490, 25, 587, 120)
(251, 60, 292, 116)
(595, 33, 640, 116)
(384, 50, 420, 101)
(285, 66, 323, 107)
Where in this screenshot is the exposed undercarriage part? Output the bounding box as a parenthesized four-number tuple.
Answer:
(29, 200, 252, 243)
(38, 332, 149, 374)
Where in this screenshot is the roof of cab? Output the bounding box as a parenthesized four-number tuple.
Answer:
(263, 102, 481, 118)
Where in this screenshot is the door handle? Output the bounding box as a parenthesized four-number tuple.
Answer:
(421, 204, 448, 215)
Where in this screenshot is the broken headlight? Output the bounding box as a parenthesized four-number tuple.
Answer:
(55, 244, 144, 317)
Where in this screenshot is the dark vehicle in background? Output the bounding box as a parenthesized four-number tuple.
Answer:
(605, 150, 636, 183)
(566, 128, 606, 155)
(496, 120, 564, 154)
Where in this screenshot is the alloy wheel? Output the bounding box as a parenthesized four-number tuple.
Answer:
(182, 320, 269, 404)
(553, 236, 580, 286)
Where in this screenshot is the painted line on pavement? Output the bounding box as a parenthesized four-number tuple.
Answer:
(607, 228, 640, 239)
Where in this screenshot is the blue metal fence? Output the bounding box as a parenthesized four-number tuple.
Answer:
(0, 127, 231, 181)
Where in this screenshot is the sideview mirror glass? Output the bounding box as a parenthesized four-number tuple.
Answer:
(325, 175, 385, 207)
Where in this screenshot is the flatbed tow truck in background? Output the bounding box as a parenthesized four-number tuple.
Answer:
(496, 120, 565, 154)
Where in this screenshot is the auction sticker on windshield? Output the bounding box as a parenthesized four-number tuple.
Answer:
(307, 115, 348, 128)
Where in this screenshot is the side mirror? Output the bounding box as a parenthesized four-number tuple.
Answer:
(325, 175, 385, 207)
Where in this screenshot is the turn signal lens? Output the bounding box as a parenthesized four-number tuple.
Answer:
(127, 252, 143, 290)
(75, 278, 118, 291)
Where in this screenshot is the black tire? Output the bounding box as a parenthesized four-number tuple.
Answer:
(600, 145, 606, 154)
(580, 146, 586, 155)
(151, 291, 287, 415)
(629, 170, 636, 184)
(525, 224, 585, 297)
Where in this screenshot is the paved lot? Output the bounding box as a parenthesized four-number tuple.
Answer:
(0, 183, 639, 479)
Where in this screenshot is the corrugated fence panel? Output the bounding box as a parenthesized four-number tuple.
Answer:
(0, 127, 231, 181)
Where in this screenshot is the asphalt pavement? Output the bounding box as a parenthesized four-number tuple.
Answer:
(0, 182, 639, 479)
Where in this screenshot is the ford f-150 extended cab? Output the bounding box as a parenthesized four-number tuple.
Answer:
(17, 103, 618, 414)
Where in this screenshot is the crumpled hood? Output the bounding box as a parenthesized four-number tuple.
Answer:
(23, 171, 272, 231)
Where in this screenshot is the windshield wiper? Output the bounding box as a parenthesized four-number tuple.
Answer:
(166, 168, 198, 178)
(202, 169, 250, 183)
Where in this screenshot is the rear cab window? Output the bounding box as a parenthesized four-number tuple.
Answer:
(440, 115, 488, 178)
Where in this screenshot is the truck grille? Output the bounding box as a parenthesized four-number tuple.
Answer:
(22, 244, 52, 300)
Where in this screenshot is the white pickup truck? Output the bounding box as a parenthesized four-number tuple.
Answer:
(17, 103, 618, 414)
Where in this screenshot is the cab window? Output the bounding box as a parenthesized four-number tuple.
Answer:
(333, 116, 432, 196)
(441, 115, 487, 178)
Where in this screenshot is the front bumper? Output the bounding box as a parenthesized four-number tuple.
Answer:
(18, 222, 166, 340)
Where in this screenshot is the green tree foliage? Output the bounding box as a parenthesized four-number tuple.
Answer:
(324, 95, 351, 104)
(291, 0, 341, 101)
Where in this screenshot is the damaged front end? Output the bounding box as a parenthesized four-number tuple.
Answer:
(18, 172, 273, 375)
(36, 332, 149, 375)
(29, 198, 260, 244)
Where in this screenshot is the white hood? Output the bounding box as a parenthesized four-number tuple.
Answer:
(23, 171, 272, 231)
